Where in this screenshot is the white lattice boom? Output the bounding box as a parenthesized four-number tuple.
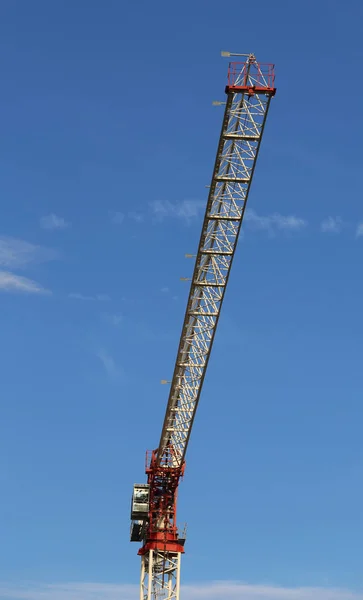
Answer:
(157, 56, 276, 470)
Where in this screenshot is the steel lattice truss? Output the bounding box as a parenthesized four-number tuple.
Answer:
(157, 59, 275, 469)
(141, 550, 180, 600)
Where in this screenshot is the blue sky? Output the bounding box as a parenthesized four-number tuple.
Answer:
(0, 0, 363, 599)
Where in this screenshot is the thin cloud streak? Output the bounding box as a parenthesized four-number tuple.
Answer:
(321, 216, 343, 233)
(244, 210, 307, 234)
(356, 222, 363, 238)
(40, 214, 70, 230)
(96, 349, 123, 379)
(148, 204, 307, 232)
(128, 211, 144, 222)
(150, 199, 205, 223)
(68, 293, 110, 301)
(144, 203, 363, 239)
(0, 271, 50, 294)
(183, 581, 363, 599)
(109, 211, 144, 224)
(0, 236, 58, 269)
(109, 314, 123, 326)
(109, 210, 125, 225)
(103, 313, 123, 326)
(0, 581, 362, 600)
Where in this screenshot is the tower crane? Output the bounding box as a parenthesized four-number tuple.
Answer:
(130, 53, 276, 600)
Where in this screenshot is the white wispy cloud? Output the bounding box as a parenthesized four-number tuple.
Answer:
(128, 211, 144, 222)
(40, 214, 70, 230)
(356, 222, 363, 238)
(148, 203, 307, 231)
(0, 581, 362, 600)
(160, 286, 178, 300)
(109, 211, 144, 225)
(321, 216, 343, 233)
(184, 581, 363, 600)
(244, 209, 307, 235)
(0, 271, 50, 294)
(109, 211, 125, 225)
(104, 313, 123, 326)
(0, 236, 57, 269)
(110, 205, 362, 240)
(96, 349, 122, 379)
(68, 293, 110, 301)
(150, 199, 205, 223)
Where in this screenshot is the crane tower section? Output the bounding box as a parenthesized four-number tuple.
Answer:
(130, 55, 276, 600)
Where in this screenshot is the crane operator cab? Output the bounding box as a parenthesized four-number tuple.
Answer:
(130, 484, 150, 542)
(131, 484, 150, 519)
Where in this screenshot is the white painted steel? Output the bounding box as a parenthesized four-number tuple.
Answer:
(140, 550, 181, 600)
(157, 59, 274, 469)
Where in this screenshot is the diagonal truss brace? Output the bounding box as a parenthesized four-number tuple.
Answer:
(140, 550, 181, 600)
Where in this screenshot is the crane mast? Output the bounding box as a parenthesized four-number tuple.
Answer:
(130, 54, 276, 600)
